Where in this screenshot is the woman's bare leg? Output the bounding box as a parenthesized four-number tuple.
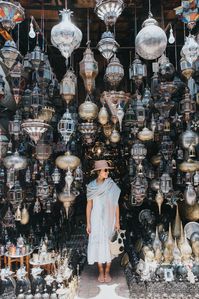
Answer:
(97, 263, 104, 282)
(104, 262, 112, 282)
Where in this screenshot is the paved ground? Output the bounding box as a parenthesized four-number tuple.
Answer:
(75, 258, 130, 299)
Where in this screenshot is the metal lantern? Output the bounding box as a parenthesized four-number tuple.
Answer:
(129, 55, 147, 86)
(181, 34, 199, 65)
(98, 105, 109, 125)
(60, 69, 77, 104)
(175, 0, 199, 30)
(52, 167, 61, 184)
(51, 9, 82, 59)
(78, 95, 98, 121)
(158, 54, 175, 82)
(56, 151, 80, 170)
(138, 127, 154, 141)
(104, 55, 124, 88)
(38, 106, 55, 123)
(130, 175, 148, 205)
(59, 189, 76, 218)
(124, 104, 135, 128)
(180, 56, 195, 80)
(95, 0, 124, 26)
(22, 87, 32, 115)
(8, 61, 25, 104)
(38, 55, 52, 90)
(0, 40, 20, 69)
(160, 173, 173, 194)
(180, 89, 196, 120)
(23, 53, 32, 74)
(78, 121, 98, 145)
(21, 119, 51, 144)
(135, 14, 167, 60)
(3, 151, 27, 171)
(9, 179, 23, 209)
(37, 175, 49, 200)
(9, 110, 22, 139)
(31, 84, 43, 112)
(79, 42, 98, 94)
(30, 44, 44, 71)
(35, 141, 52, 164)
(97, 31, 119, 60)
(131, 141, 147, 164)
(0, 128, 8, 160)
(133, 97, 145, 126)
(0, 1, 25, 31)
(100, 91, 131, 116)
(181, 127, 199, 149)
(58, 109, 76, 143)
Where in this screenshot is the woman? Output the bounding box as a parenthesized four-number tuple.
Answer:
(86, 160, 121, 283)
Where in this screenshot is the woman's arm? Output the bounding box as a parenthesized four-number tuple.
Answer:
(115, 204, 120, 230)
(86, 199, 93, 234)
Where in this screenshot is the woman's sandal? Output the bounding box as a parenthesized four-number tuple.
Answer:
(104, 272, 112, 283)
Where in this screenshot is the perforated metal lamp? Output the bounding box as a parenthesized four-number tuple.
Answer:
(95, 0, 125, 26)
(97, 31, 119, 60)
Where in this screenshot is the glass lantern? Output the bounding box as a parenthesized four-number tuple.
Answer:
(58, 109, 76, 143)
(0, 40, 20, 69)
(160, 173, 173, 194)
(30, 44, 44, 71)
(97, 30, 119, 60)
(129, 55, 147, 86)
(104, 55, 124, 88)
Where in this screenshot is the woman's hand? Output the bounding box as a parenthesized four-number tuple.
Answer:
(86, 224, 91, 235)
(114, 222, 120, 231)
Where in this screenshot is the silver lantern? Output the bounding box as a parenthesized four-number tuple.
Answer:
(30, 44, 44, 71)
(131, 141, 147, 164)
(129, 55, 147, 86)
(135, 14, 167, 60)
(3, 151, 27, 171)
(95, 0, 124, 26)
(21, 119, 51, 144)
(0, 128, 8, 161)
(97, 31, 119, 61)
(58, 109, 76, 143)
(0, 40, 20, 69)
(60, 69, 77, 104)
(51, 9, 82, 59)
(104, 55, 124, 88)
(160, 173, 173, 194)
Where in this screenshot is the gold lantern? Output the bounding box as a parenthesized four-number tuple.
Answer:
(78, 95, 98, 121)
(79, 42, 98, 94)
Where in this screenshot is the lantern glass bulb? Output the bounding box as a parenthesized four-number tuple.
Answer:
(168, 28, 175, 44)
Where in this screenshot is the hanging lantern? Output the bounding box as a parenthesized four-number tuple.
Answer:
(181, 126, 199, 149)
(160, 173, 173, 194)
(78, 121, 98, 145)
(180, 89, 196, 121)
(9, 110, 22, 140)
(60, 68, 77, 104)
(110, 128, 120, 143)
(2, 207, 15, 228)
(129, 55, 147, 86)
(37, 175, 49, 200)
(138, 127, 154, 141)
(58, 108, 76, 143)
(181, 34, 199, 65)
(38, 55, 52, 90)
(30, 44, 44, 71)
(23, 53, 32, 74)
(179, 159, 199, 173)
(35, 141, 52, 164)
(0, 40, 20, 69)
(131, 141, 147, 164)
(79, 42, 98, 94)
(38, 106, 55, 123)
(64, 169, 74, 194)
(59, 190, 76, 218)
(78, 95, 98, 121)
(135, 14, 167, 60)
(184, 183, 197, 206)
(3, 151, 27, 171)
(174, 0, 199, 30)
(52, 167, 61, 184)
(0, 128, 8, 161)
(100, 90, 131, 116)
(133, 96, 145, 126)
(8, 61, 25, 105)
(0, 1, 25, 31)
(95, 0, 124, 26)
(56, 151, 80, 170)
(98, 105, 109, 125)
(51, 9, 82, 59)
(116, 103, 124, 131)
(31, 84, 43, 114)
(104, 55, 124, 88)
(97, 31, 119, 60)
(158, 54, 175, 82)
(180, 56, 195, 80)
(130, 175, 148, 205)
(21, 119, 51, 144)
(9, 179, 23, 209)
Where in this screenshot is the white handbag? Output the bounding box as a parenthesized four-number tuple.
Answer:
(109, 229, 126, 256)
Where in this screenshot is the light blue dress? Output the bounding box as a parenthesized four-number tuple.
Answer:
(87, 178, 121, 264)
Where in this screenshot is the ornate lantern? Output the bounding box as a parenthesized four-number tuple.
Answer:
(124, 104, 135, 128)
(38, 55, 52, 90)
(98, 105, 109, 125)
(59, 189, 76, 218)
(52, 167, 61, 184)
(3, 151, 27, 171)
(130, 175, 148, 205)
(30, 44, 44, 71)
(181, 34, 199, 65)
(0, 1, 25, 31)
(9, 110, 22, 139)
(9, 179, 23, 209)
(138, 127, 154, 141)
(23, 53, 32, 74)
(31, 84, 43, 113)
(8, 61, 25, 104)
(100, 91, 130, 116)
(58, 109, 76, 143)
(56, 151, 80, 170)
(0, 128, 8, 160)
(37, 175, 49, 200)
(79, 42, 98, 94)
(129, 55, 147, 86)
(95, 0, 124, 26)
(160, 173, 173, 194)
(180, 56, 195, 80)
(0, 40, 20, 69)
(180, 88, 196, 121)
(21, 119, 51, 144)
(60, 68, 77, 104)
(104, 55, 124, 88)
(135, 14, 167, 60)
(133, 97, 145, 126)
(97, 31, 119, 60)
(78, 95, 98, 121)
(35, 141, 52, 164)
(131, 141, 147, 164)
(158, 54, 175, 82)
(174, 0, 199, 30)
(78, 121, 98, 145)
(181, 126, 199, 149)
(51, 9, 82, 59)
(38, 106, 55, 123)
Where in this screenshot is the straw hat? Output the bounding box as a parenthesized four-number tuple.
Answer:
(91, 160, 113, 173)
